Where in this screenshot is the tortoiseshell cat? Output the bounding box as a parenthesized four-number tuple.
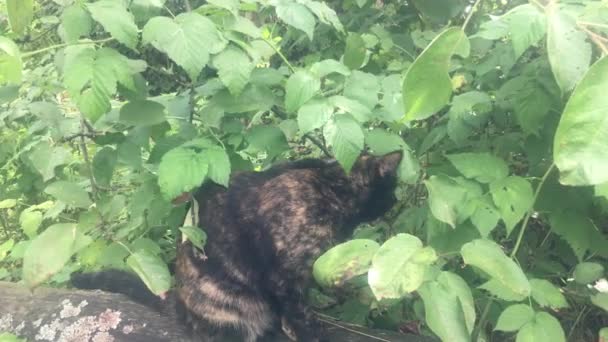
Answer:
(72, 151, 403, 342)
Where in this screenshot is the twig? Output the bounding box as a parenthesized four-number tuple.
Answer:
(567, 307, 588, 340)
(315, 316, 391, 342)
(61, 132, 98, 142)
(303, 133, 332, 158)
(21, 37, 115, 58)
(579, 25, 608, 55)
(184, 0, 192, 11)
(462, 0, 483, 31)
(262, 37, 296, 73)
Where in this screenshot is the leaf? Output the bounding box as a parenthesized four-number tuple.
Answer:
(19, 210, 42, 239)
(275, 1, 316, 41)
(0, 36, 22, 84)
(368, 234, 437, 299)
(591, 293, 608, 312)
(436, 272, 476, 334)
(573, 262, 604, 284)
(28, 144, 71, 182)
(365, 129, 407, 155)
(495, 304, 535, 332)
(59, 4, 93, 44)
(503, 5, 546, 59)
(297, 98, 334, 134)
(0, 239, 14, 262)
(329, 95, 372, 122)
(63, 46, 145, 121)
(402, 27, 470, 121)
(299, 0, 344, 33)
(497, 76, 554, 135)
(86, 0, 138, 49)
(549, 212, 596, 261)
(447, 91, 492, 143)
(490, 176, 534, 235)
(179, 226, 207, 250)
(310, 59, 350, 78)
(285, 70, 320, 113)
(517, 312, 565, 342)
(119, 100, 167, 126)
(7, 0, 33, 36)
(470, 196, 501, 237)
(213, 46, 254, 96)
(447, 153, 508, 183)
(158, 145, 209, 200)
(553, 56, 608, 186)
(530, 279, 568, 309)
(143, 12, 226, 81)
(461, 239, 531, 301)
(418, 280, 470, 342)
(546, 7, 591, 93)
(313, 239, 379, 287)
(246, 125, 289, 159)
(343, 33, 366, 70)
(323, 115, 364, 172)
(92, 146, 117, 187)
(0, 199, 17, 209)
(22, 223, 79, 287)
(45, 181, 92, 209)
(206, 147, 231, 187)
(425, 175, 481, 228)
(343, 71, 379, 110)
(399, 149, 421, 184)
(126, 249, 171, 295)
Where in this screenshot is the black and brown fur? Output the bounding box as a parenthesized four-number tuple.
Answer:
(72, 151, 403, 342)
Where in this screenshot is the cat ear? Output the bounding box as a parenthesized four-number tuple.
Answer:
(377, 150, 403, 178)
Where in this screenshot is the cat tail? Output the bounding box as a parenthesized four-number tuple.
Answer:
(70, 270, 167, 311)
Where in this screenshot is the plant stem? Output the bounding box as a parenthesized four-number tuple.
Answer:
(262, 38, 296, 73)
(462, 0, 483, 31)
(472, 299, 493, 341)
(510, 163, 555, 258)
(21, 37, 115, 58)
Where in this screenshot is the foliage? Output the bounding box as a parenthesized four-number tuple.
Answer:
(1, 0, 607, 341)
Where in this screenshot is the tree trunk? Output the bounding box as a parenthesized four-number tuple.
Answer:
(0, 281, 436, 342)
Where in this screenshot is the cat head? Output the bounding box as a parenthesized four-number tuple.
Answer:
(348, 150, 403, 222)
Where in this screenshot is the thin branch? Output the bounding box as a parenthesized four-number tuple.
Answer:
(60, 132, 98, 142)
(262, 37, 296, 73)
(303, 133, 332, 158)
(579, 25, 608, 55)
(21, 37, 115, 58)
(462, 0, 483, 31)
(184, 0, 192, 11)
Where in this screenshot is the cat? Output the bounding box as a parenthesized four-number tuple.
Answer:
(72, 151, 403, 342)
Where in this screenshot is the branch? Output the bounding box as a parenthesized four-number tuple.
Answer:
(304, 133, 332, 158)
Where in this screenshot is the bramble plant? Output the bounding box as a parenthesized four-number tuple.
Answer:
(0, 0, 607, 341)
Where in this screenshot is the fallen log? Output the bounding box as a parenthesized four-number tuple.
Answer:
(0, 281, 436, 341)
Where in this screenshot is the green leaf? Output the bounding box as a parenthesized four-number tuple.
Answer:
(213, 46, 254, 96)
(495, 304, 535, 332)
(0, 199, 17, 209)
(490, 176, 534, 235)
(310, 59, 350, 78)
(63, 46, 145, 121)
(0, 36, 22, 84)
(158, 145, 209, 200)
(206, 147, 231, 187)
(503, 5, 546, 59)
(45, 181, 92, 209)
(285, 70, 320, 113)
(447, 153, 508, 183)
(23, 223, 80, 287)
(425, 175, 481, 228)
(344, 71, 379, 110)
(402, 27, 469, 121)
(86, 0, 138, 49)
(19, 210, 42, 239)
(368, 234, 437, 299)
(399, 149, 421, 184)
(92, 146, 117, 187)
(0, 332, 25, 342)
(553, 56, 608, 186)
(225, 15, 260, 38)
(366, 129, 407, 155)
(343, 33, 366, 70)
(297, 98, 334, 134)
(7, 0, 33, 36)
(600, 327, 608, 341)
(573, 262, 604, 284)
(436, 271, 476, 333)
(143, 12, 226, 81)
(517, 312, 565, 342)
(329, 95, 372, 122)
(275, 1, 316, 41)
(126, 249, 171, 295)
(299, 0, 344, 33)
(447, 91, 492, 143)
(28, 144, 71, 182)
(470, 196, 501, 237)
(246, 125, 289, 159)
(179, 226, 207, 250)
(549, 212, 596, 261)
(59, 4, 92, 43)
(323, 115, 364, 172)
(546, 7, 591, 93)
(591, 293, 608, 312)
(313, 239, 379, 287)
(530, 279, 568, 309)
(461, 239, 531, 301)
(418, 279, 470, 342)
(119, 100, 167, 126)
